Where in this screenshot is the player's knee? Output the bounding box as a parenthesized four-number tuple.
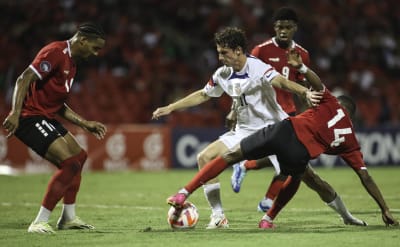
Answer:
(197, 151, 212, 167)
(60, 150, 87, 175)
(76, 149, 88, 167)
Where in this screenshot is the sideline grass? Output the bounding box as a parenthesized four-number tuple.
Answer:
(0, 167, 399, 247)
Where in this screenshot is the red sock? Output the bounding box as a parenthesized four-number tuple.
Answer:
(63, 150, 87, 204)
(265, 176, 286, 200)
(184, 156, 229, 193)
(42, 155, 82, 211)
(267, 176, 300, 220)
(244, 160, 258, 170)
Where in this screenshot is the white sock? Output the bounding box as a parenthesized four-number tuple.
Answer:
(33, 206, 51, 223)
(178, 188, 190, 195)
(327, 194, 354, 220)
(203, 183, 224, 215)
(262, 214, 273, 222)
(61, 204, 76, 221)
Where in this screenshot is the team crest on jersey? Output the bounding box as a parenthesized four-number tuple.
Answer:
(39, 61, 51, 72)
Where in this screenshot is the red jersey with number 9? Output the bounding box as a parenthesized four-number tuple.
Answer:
(251, 38, 310, 114)
(21, 41, 76, 119)
(289, 89, 361, 159)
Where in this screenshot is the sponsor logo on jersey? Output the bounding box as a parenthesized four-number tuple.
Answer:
(39, 61, 51, 73)
(269, 57, 280, 62)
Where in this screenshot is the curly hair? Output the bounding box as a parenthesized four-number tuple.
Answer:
(214, 27, 247, 52)
(272, 7, 298, 23)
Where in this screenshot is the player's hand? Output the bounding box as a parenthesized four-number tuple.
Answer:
(83, 121, 107, 140)
(304, 90, 323, 107)
(287, 49, 303, 68)
(152, 106, 172, 120)
(382, 210, 399, 226)
(225, 110, 237, 131)
(2, 112, 20, 138)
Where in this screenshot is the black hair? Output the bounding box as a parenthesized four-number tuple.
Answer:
(77, 22, 105, 39)
(214, 27, 247, 52)
(272, 7, 298, 23)
(337, 95, 356, 117)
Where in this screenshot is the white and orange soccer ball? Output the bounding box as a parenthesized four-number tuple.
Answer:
(167, 201, 199, 229)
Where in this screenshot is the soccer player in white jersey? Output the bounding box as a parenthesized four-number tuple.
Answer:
(152, 27, 321, 229)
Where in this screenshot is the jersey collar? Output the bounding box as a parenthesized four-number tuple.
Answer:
(272, 37, 296, 49)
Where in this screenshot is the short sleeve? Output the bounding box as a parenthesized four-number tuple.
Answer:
(340, 150, 367, 171)
(30, 47, 62, 80)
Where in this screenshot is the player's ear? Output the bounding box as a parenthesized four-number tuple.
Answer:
(235, 47, 242, 56)
(293, 24, 298, 32)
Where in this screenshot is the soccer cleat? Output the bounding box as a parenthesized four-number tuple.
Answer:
(167, 193, 187, 208)
(57, 216, 95, 230)
(230, 161, 246, 193)
(27, 221, 55, 234)
(343, 217, 368, 226)
(258, 219, 275, 229)
(206, 213, 229, 229)
(257, 198, 272, 213)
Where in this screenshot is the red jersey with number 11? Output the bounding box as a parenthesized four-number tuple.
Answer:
(21, 41, 76, 119)
(289, 89, 364, 166)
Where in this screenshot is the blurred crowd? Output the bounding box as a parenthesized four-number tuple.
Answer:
(0, 0, 399, 128)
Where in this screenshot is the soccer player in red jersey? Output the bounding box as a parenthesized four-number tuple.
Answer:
(2, 23, 107, 234)
(167, 48, 398, 228)
(229, 7, 366, 226)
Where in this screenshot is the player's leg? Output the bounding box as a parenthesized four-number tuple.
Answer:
(301, 165, 367, 226)
(14, 117, 68, 233)
(53, 132, 94, 230)
(167, 145, 244, 223)
(259, 175, 301, 228)
(196, 139, 230, 229)
(231, 156, 271, 193)
(257, 155, 284, 212)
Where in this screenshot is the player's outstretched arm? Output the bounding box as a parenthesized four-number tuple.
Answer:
(287, 49, 324, 92)
(2, 67, 38, 138)
(152, 89, 210, 120)
(270, 75, 322, 107)
(355, 169, 399, 226)
(58, 104, 107, 140)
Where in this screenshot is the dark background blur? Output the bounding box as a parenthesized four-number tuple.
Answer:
(1, 0, 399, 128)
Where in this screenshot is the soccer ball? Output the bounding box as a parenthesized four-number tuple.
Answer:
(167, 201, 199, 229)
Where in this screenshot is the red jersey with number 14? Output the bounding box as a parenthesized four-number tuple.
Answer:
(289, 89, 365, 170)
(21, 41, 76, 119)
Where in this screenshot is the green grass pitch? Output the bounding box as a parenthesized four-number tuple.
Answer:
(0, 167, 399, 247)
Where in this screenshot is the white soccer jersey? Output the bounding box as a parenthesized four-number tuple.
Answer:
(204, 55, 289, 132)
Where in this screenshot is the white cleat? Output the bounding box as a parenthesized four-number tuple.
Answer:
(343, 216, 368, 226)
(206, 213, 229, 229)
(27, 221, 55, 234)
(57, 216, 95, 230)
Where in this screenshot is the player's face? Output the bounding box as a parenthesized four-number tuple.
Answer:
(274, 20, 297, 44)
(216, 45, 242, 71)
(80, 37, 106, 59)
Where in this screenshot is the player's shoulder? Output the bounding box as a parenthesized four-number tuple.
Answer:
(255, 38, 274, 49)
(293, 42, 309, 54)
(38, 41, 67, 55)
